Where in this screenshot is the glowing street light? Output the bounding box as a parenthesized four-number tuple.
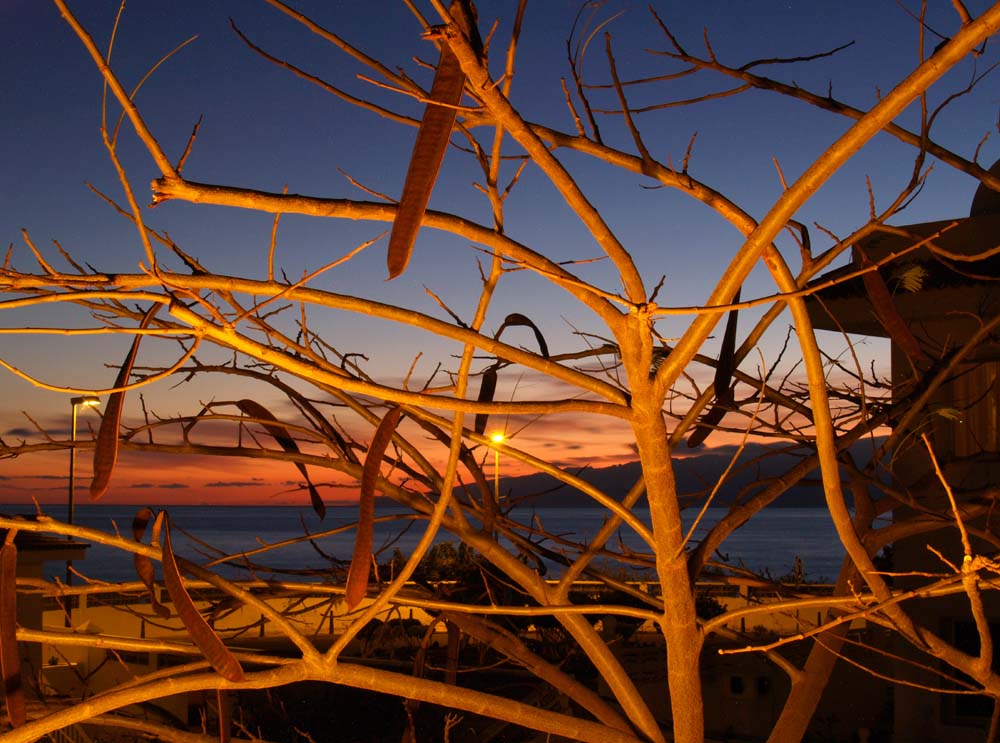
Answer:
(490, 432, 506, 504)
(68, 396, 101, 529)
(67, 395, 100, 590)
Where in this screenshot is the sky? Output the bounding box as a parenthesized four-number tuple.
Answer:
(1, 0, 997, 508)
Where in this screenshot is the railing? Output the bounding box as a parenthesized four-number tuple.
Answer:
(42, 579, 836, 612)
(45, 724, 93, 743)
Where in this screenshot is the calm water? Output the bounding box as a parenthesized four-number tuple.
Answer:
(1, 504, 847, 584)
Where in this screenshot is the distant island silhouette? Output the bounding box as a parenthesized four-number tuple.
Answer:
(492, 439, 885, 509)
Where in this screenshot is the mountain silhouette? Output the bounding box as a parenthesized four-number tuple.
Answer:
(497, 439, 886, 509)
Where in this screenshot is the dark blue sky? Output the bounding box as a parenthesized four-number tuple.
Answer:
(2, 1, 997, 502)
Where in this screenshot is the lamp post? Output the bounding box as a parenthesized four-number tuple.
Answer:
(490, 432, 506, 504)
(67, 396, 100, 591)
(68, 396, 101, 528)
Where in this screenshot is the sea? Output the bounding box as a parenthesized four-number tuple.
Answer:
(0, 504, 850, 585)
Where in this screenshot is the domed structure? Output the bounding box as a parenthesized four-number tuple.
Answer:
(970, 158, 1000, 217)
(804, 158, 1000, 356)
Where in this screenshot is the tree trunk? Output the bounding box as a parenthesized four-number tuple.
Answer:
(767, 623, 850, 743)
(632, 386, 705, 743)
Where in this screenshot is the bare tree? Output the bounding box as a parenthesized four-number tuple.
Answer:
(2, 2, 1000, 742)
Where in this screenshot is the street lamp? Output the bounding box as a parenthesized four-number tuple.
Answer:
(67, 395, 100, 591)
(490, 432, 506, 504)
(68, 396, 101, 528)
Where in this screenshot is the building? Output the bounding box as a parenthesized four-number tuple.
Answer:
(805, 161, 1000, 742)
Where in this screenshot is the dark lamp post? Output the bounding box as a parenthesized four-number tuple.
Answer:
(68, 395, 101, 528)
(67, 395, 100, 590)
(490, 432, 506, 505)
